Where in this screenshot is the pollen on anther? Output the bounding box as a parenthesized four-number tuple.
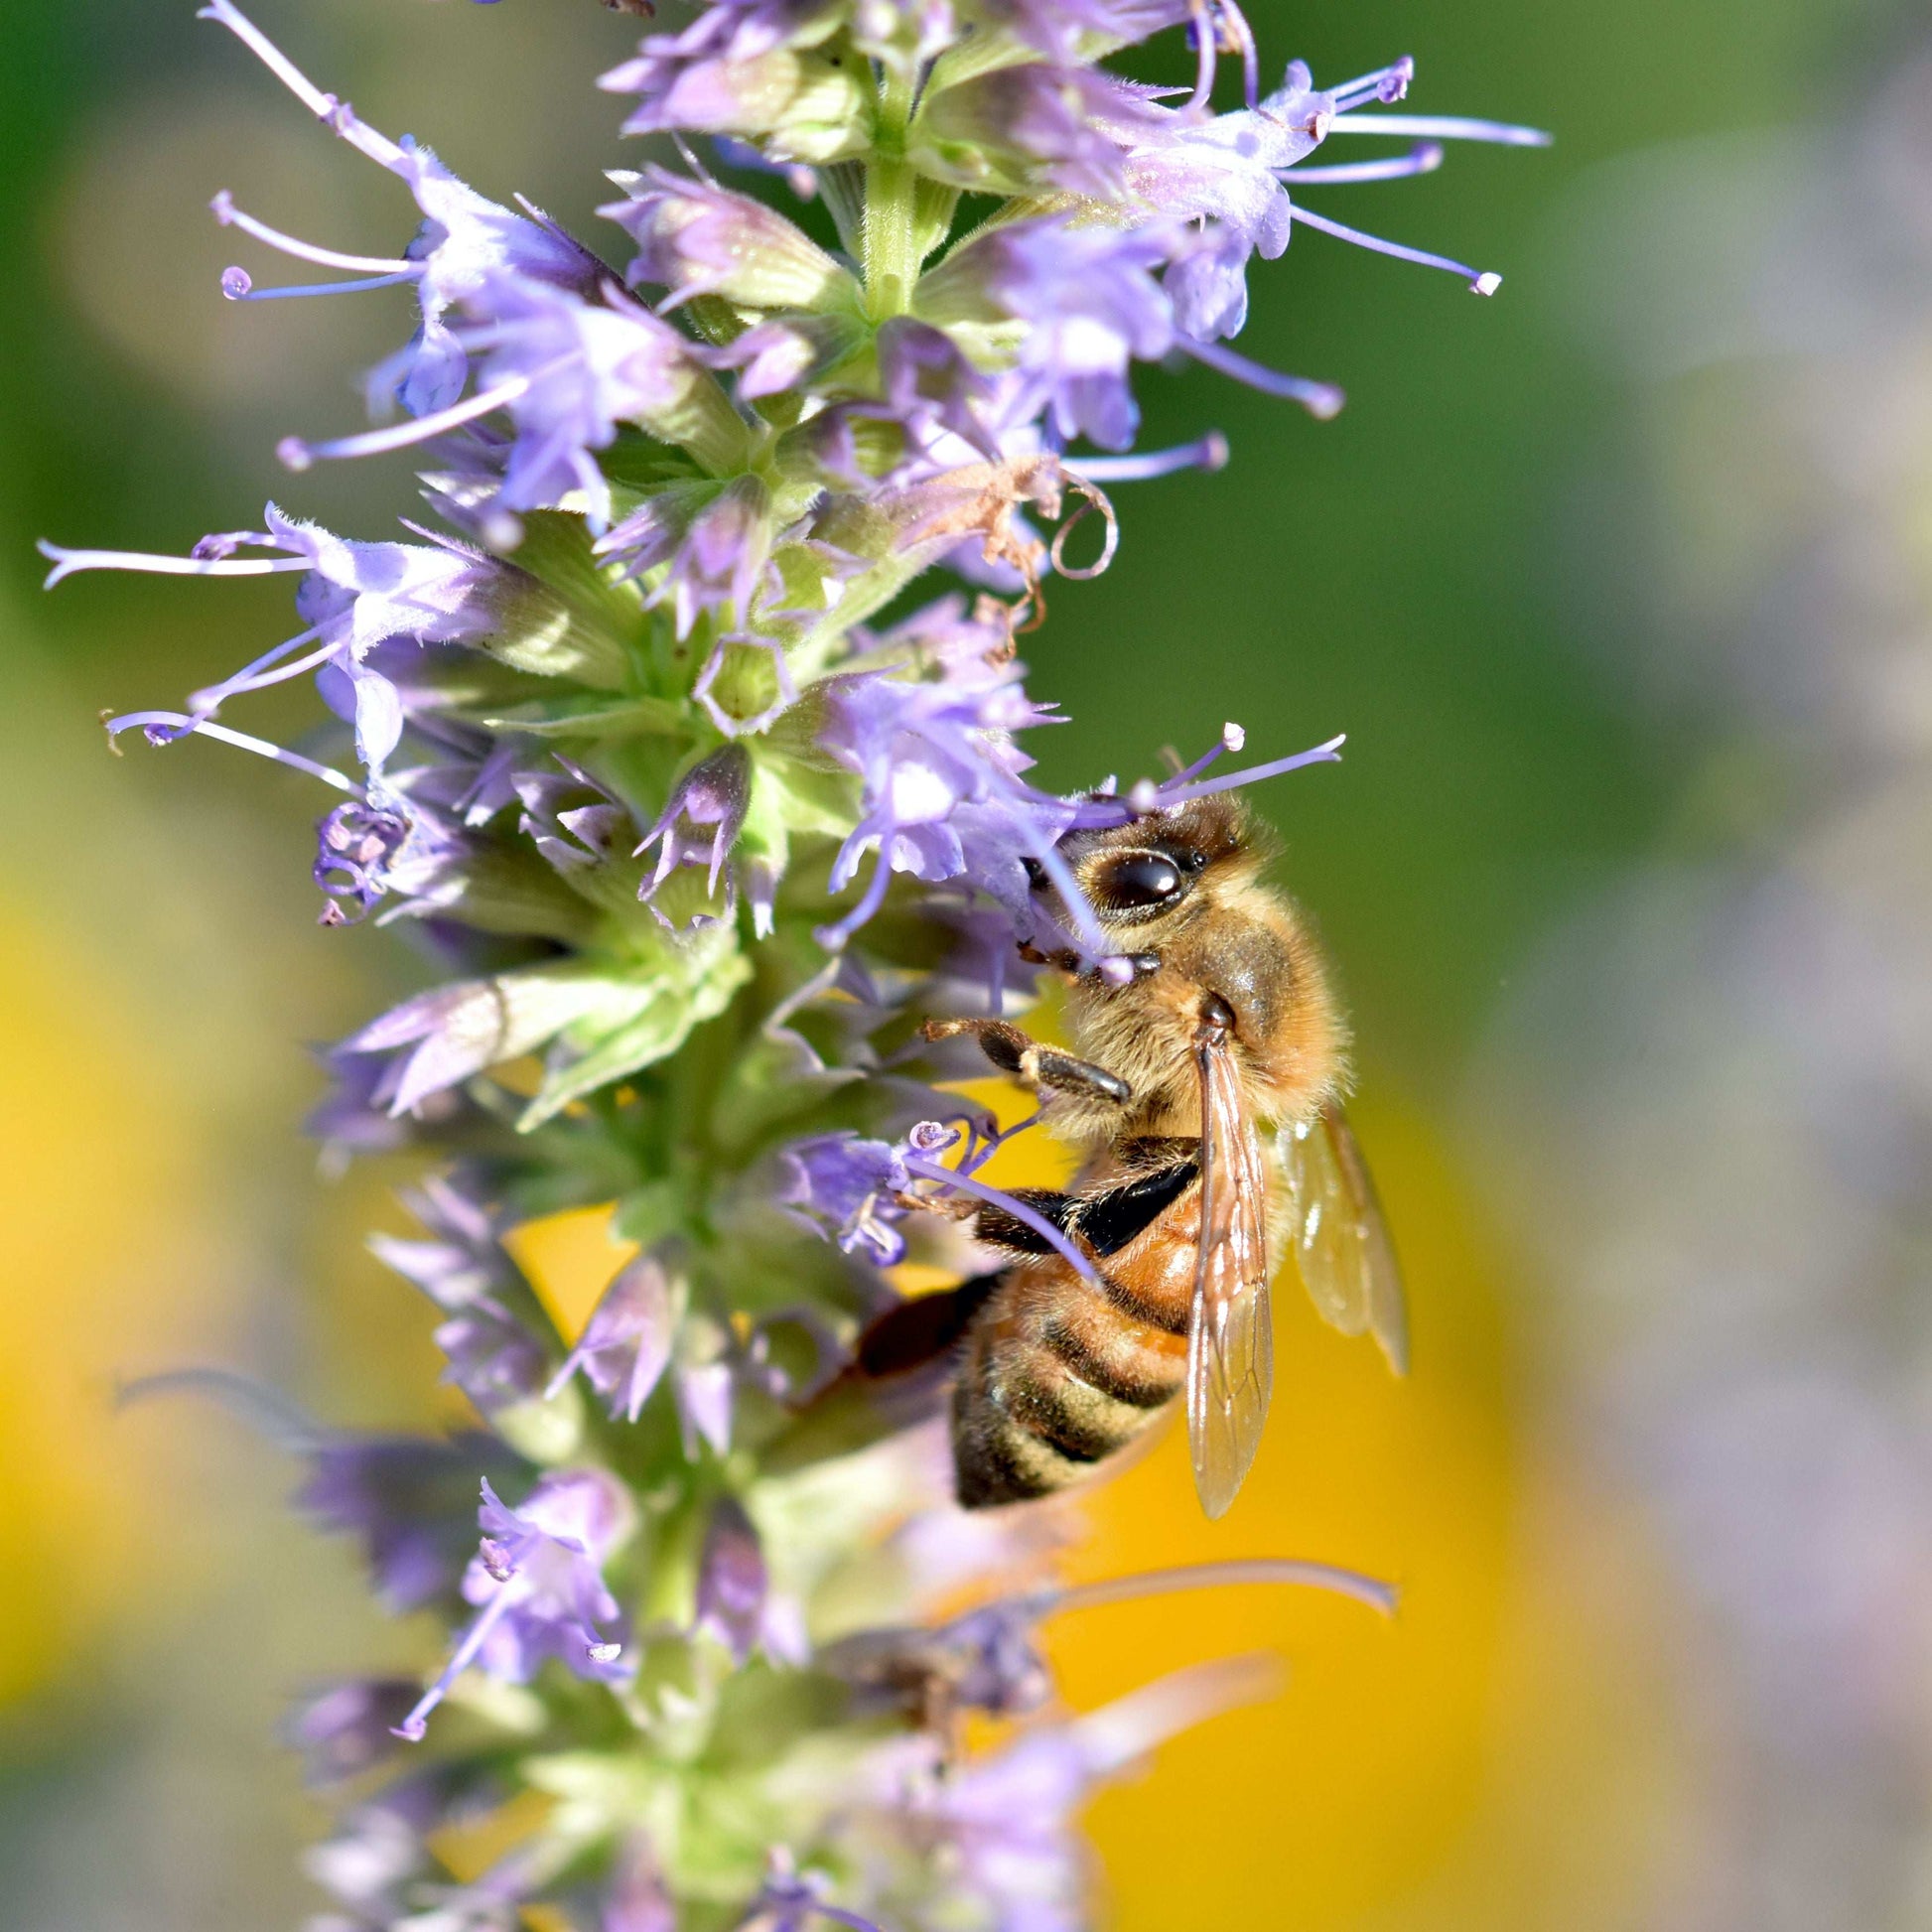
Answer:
(1472, 272, 1502, 296)
(277, 436, 315, 473)
(221, 266, 253, 300)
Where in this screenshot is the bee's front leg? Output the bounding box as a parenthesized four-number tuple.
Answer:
(1017, 942, 1164, 988)
(921, 1017, 1133, 1109)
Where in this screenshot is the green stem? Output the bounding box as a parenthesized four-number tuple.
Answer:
(862, 67, 920, 319)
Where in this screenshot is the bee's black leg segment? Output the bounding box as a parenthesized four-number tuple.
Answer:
(1030, 1045, 1131, 1106)
(922, 1018, 1132, 1107)
(1017, 941, 1082, 972)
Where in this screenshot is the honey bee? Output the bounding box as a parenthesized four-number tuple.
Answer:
(906, 790, 1406, 1519)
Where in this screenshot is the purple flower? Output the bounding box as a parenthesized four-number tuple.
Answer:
(861, 1656, 1277, 1931)
(914, 65, 1166, 200)
(202, 0, 603, 417)
(383, 1176, 528, 1327)
(695, 1495, 807, 1663)
(675, 1352, 737, 1460)
(824, 1600, 1051, 1723)
(394, 1470, 635, 1742)
(712, 313, 867, 401)
(601, 165, 855, 313)
(307, 1042, 454, 1157)
(370, 1174, 550, 1413)
(43, 506, 511, 789)
(781, 1119, 1103, 1284)
(297, 1431, 526, 1614)
(338, 962, 640, 1116)
(461, 277, 727, 528)
(514, 759, 641, 876)
(599, 476, 778, 649)
(811, 648, 1073, 945)
(921, 218, 1174, 452)
(736, 1852, 884, 1932)
(599, 1, 872, 162)
(315, 798, 414, 924)
(545, 1255, 676, 1424)
(436, 1306, 551, 1415)
(604, 1838, 677, 1932)
(778, 1133, 913, 1265)
(874, 317, 999, 461)
(827, 1556, 1393, 1723)
(635, 744, 754, 927)
(286, 1679, 423, 1784)
(303, 1787, 439, 1928)
(281, 274, 736, 530)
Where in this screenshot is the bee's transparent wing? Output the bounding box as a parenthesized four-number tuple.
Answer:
(1278, 1105, 1407, 1375)
(1186, 1034, 1274, 1519)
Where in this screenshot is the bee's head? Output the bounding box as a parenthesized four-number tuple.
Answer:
(1033, 795, 1264, 940)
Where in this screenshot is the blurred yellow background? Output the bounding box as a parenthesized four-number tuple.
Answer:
(3, 1, 1925, 1927)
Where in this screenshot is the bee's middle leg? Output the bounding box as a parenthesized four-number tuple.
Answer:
(922, 1017, 1133, 1109)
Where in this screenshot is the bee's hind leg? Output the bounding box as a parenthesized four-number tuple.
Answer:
(921, 1017, 1133, 1109)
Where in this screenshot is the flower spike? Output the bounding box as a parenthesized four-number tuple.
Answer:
(66, 0, 1539, 1921)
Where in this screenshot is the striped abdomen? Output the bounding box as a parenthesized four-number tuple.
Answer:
(951, 1164, 1202, 1507)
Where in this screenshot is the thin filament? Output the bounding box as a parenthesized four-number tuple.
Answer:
(1329, 110, 1551, 148)
(1181, 338, 1344, 417)
(105, 712, 361, 793)
(280, 372, 535, 470)
(225, 267, 418, 303)
(1065, 434, 1228, 483)
(198, 0, 406, 172)
(38, 539, 307, 587)
(1158, 734, 1346, 804)
(211, 191, 415, 274)
(901, 1151, 1100, 1285)
(1288, 143, 1445, 185)
(186, 623, 327, 713)
(1290, 204, 1499, 292)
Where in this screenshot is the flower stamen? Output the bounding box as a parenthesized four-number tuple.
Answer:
(1290, 142, 1445, 185)
(210, 190, 416, 275)
(102, 711, 362, 792)
(37, 537, 308, 586)
(1290, 202, 1502, 293)
(1330, 110, 1551, 148)
(222, 266, 419, 303)
(1063, 434, 1229, 483)
(1180, 338, 1345, 417)
(198, 0, 407, 171)
(278, 371, 538, 472)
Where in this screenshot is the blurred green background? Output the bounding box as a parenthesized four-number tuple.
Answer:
(3, 0, 1925, 1927)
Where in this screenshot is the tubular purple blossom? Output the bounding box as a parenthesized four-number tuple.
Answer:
(203, 1, 605, 418)
(637, 743, 754, 922)
(393, 1472, 634, 1742)
(544, 1255, 676, 1423)
(602, 165, 857, 312)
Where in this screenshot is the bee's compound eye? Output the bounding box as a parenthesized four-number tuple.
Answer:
(1092, 851, 1185, 912)
(1021, 855, 1047, 891)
